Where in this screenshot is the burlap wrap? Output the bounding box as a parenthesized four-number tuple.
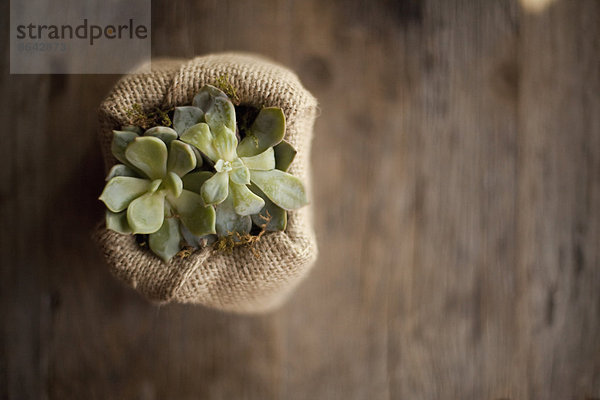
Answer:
(94, 53, 318, 313)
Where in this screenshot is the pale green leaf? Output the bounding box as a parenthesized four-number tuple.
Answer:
(230, 182, 265, 216)
(122, 125, 143, 134)
(229, 158, 250, 185)
(149, 179, 162, 193)
(164, 172, 183, 198)
(167, 140, 197, 176)
(274, 140, 297, 172)
(192, 85, 229, 110)
(241, 147, 276, 171)
(149, 215, 182, 262)
(250, 169, 308, 210)
(201, 171, 229, 205)
(180, 123, 218, 162)
(125, 136, 168, 180)
(215, 194, 251, 236)
(205, 97, 236, 132)
(173, 106, 204, 135)
(111, 130, 139, 164)
(249, 184, 287, 231)
(127, 191, 166, 234)
(168, 189, 216, 236)
(143, 126, 178, 145)
(105, 164, 139, 181)
(212, 126, 238, 161)
(105, 210, 132, 234)
(237, 107, 285, 157)
(182, 171, 213, 193)
(99, 176, 150, 213)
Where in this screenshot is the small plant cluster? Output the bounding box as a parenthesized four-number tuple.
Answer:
(99, 84, 308, 261)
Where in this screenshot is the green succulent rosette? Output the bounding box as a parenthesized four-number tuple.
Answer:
(99, 84, 308, 262)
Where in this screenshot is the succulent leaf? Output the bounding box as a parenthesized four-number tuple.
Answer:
(193, 85, 236, 132)
(180, 123, 219, 161)
(148, 179, 162, 193)
(182, 171, 213, 193)
(99, 176, 150, 213)
(127, 191, 166, 234)
(237, 107, 285, 157)
(249, 184, 287, 231)
(215, 194, 251, 236)
(143, 126, 178, 145)
(229, 158, 250, 185)
(201, 171, 229, 205)
(240, 147, 276, 171)
(192, 85, 229, 110)
(212, 126, 238, 161)
(205, 97, 236, 132)
(167, 140, 197, 177)
(250, 169, 308, 211)
(229, 182, 265, 216)
(105, 164, 139, 181)
(164, 172, 183, 198)
(122, 125, 143, 135)
(149, 213, 182, 262)
(173, 106, 204, 135)
(273, 140, 297, 172)
(125, 136, 168, 180)
(111, 130, 139, 164)
(169, 190, 216, 236)
(105, 210, 132, 234)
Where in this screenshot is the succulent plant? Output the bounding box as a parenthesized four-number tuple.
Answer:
(100, 83, 308, 262)
(99, 126, 216, 261)
(177, 85, 308, 236)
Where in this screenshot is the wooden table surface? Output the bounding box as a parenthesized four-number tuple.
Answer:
(2, 0, 599, 399)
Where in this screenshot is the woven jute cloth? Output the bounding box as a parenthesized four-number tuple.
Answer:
(94, 53, 318, 313)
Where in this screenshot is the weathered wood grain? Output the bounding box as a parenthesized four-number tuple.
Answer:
(1, 0, 599, 399)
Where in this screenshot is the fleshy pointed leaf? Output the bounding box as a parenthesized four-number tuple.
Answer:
(182, 171, 213, 193)
(169, 189, 216, 236)
(105, 210, 132, 234)
(200, 171, 229, 205)
(250, 169, 308, 210)
(164, 172, 183, 198)
(125, 136, 168, 180)
(215, 194, 251, 236)
(229, 158, 250, 185)
(192, 85, 229, 110)
(122, 125, 143, 134)
(149, 215, 182, 262)
(249, 184, 287, 231)
(173, 106, 204, 135)
(237, 107, 285, 157)
(212, 126, 238, 161)
(105, 164, 139, 181)
(111, 130, 139, 164)
(99, 176, 150, 212)
(241, 147, 276, 171)
(230, 182, 265, 216)
(143, 126, 178, 145)
(205, 97, 236, 132)
(180, 123, 218, 162)
(167, 140, 197, 176)
(127, 191, 166, 234)
(193, 85, 235, 131)
(274, 140, 297, 172)
(149, 179, 162, 193)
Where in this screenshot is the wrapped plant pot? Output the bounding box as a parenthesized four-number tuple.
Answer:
(94, 53, 318, 313)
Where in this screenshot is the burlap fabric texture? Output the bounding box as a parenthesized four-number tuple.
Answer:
(94, 53, 318, 313)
